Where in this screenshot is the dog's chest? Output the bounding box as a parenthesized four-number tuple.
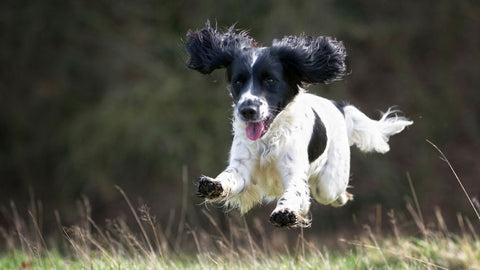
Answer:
(249, 141, 285, 198)
(250, 161, 284, 199)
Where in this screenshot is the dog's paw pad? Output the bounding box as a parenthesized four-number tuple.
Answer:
(270, 209, 310, 228)
(197, 176, 223, 199)
(270, 209, 296, 228)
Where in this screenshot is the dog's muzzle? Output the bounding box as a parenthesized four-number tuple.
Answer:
(237, 99, 273, 141)
(238, 100, 262, 122)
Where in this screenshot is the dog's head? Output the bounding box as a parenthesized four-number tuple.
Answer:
(185, 21, 346, 141)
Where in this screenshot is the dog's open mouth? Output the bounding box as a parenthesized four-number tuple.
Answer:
(245, 116, 273, 141)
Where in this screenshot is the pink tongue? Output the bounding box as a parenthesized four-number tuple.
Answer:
(246, 121, 265, 141)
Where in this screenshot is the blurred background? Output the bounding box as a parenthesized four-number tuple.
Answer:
(1, 0, 478, 250)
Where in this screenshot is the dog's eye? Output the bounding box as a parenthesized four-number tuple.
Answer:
(234, 80, 243, 87)
(264, 78, 275, 85)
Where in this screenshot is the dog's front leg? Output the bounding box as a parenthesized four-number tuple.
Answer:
(198, 135, 256, 201)
(270, 151, 311, 228)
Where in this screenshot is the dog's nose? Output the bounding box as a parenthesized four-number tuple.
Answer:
(239, 105, 259, 121)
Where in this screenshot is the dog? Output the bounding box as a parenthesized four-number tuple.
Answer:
(184, 22, 413, 228)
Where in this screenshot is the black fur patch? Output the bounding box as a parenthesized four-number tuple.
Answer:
(184, 21, 255, 74)
(272, 34, 347, 85)
(308, 110, 327, 163)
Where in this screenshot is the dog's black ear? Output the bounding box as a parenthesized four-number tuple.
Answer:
(272, 34, 346, 84)
(184, 21, 255, 74)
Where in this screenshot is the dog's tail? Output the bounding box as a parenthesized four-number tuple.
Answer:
(343, 105, 413, 153)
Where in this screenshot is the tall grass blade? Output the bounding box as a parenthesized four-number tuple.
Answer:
(426, 139, 480, 222)
(115, 185, 155, 257)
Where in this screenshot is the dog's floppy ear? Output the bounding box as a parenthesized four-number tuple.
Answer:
(184, 21, 255, 74)
(272, 34, 346, 84)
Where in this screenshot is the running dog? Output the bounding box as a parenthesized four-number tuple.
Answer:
(184, 22, 412, 228)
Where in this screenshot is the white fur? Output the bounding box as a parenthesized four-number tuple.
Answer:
(344, 106, 413, 153)
(250, 49, 262, 67)
(205, 91, 412, 222)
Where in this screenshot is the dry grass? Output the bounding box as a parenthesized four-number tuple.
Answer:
(0, 141, 479, 269)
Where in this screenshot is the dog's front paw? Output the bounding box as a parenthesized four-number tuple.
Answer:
(197, 176, 223, 199)
(270, 209, 311, 228)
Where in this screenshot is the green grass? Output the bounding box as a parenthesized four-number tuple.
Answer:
(1, 230, 479, 269)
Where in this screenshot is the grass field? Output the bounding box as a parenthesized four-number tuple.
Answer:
(1, 230, 479, 269)
(1, 194, 479, 269)
(1, 144, 479, 269)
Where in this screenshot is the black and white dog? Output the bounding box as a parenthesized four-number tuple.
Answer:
(184, 22, 412, 228)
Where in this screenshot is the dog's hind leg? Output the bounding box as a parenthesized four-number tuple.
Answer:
(330, 191, 354, 207)
(310, 132, 352, 207)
